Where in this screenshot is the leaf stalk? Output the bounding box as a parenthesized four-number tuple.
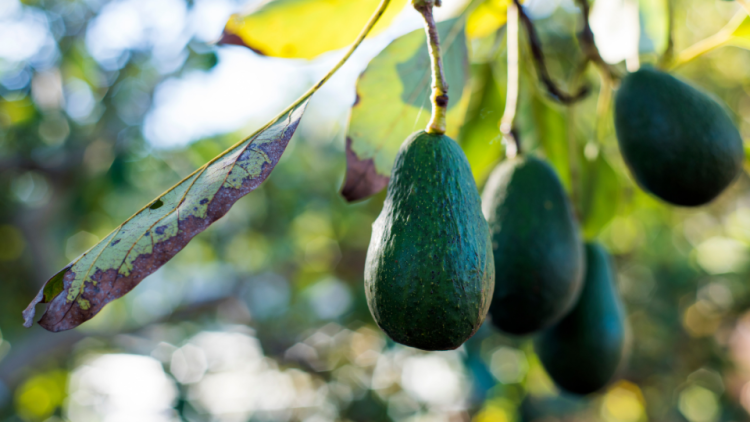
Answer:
(137, 0, 394, 217)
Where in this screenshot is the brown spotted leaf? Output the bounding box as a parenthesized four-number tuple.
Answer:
(23, 102, 308, 332)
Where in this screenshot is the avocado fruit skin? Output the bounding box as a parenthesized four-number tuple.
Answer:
(482, 156, 584, 336)
(365, 130, 495, 351)
(534, 243, 626, 395)
(614, 67, 743, 206)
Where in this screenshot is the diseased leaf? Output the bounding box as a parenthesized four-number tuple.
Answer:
(220, 0, 407, 59)
(458, 62, 506, 186)
(23, 102, 309, 332)
(341, 18, 470, 202)
(580, 154, 620, 239)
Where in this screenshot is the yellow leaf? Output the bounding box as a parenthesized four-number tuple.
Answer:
(466, 0, 512, 39)
(730, 14, 750, 49)
(223, 0, 408, 59)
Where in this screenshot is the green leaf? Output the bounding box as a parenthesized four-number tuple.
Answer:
(458, 62, 506, 186)
(580, 153, 620, 240)
(638, 0, 669, 54)
(526, 93, 571, 190)
(341, 18, 470, 201)
(220, 0, 408, 59)
(23, 102, 309, 332)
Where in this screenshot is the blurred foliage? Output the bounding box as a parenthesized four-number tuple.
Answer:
(222, 0, 409, 59)
(3, 0, 750, 422)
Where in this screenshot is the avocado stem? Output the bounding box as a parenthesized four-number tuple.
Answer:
(567, 105, 582, 222)
(413, 0, 448, 135)
(501, 1, 519, 158)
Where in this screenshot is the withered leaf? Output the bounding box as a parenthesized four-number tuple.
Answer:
(23, 102, 308, 332)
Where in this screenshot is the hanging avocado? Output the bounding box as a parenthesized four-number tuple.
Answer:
(482, 156, 584, 336)
(614, 67, 743, 206)
(365, 130, 495, 351)
(534, 243, 626, 395)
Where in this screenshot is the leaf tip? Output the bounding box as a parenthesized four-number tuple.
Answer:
(22, 266, 71, 329)
(341, 137, 390, 202)
(217, 31, 267, 56)
(22, 289, 44, 328)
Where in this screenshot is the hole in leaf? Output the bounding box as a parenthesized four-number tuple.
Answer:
(150, 199, 164, 210)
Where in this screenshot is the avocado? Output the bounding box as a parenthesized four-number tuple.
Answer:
(482, 156, 584, 335)
(614, 67, 743, 206)
(365, 130, 495, 351)
(534, 243, 626, 395)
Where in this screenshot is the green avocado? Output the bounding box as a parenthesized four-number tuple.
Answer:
(482, 156, 584, 335)
(534, 243, 626, 395)
(614, 67, 743, 206)
(365, 130, 495, 351)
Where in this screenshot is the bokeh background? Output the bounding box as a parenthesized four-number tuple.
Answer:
(3, 0, 750, 421)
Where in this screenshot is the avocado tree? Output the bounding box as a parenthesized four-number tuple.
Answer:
(4, 0, 750, 420)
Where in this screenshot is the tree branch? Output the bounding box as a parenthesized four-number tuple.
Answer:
(513, 0, 589, 105)
(574, 0, 620, 81)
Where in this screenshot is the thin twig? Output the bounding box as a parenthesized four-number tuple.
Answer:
(514, 0, 589, 104)
(595, 71, 613, 143)
(574, 0, 620, 81)
(669, 9, 746, 70)
(737, 0, 750, 16)
(567, 105, 581, 220)
(413, 0, 449, 134)
(501, 1, 520, 157)
(658, 0, 675, 68)
(90, 0, 395, 226)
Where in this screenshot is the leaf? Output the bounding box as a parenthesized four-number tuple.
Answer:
(220, 0, 408, 59)
(466, 0, 512, 39)
(638, 0, 669, 54)
(341, 18, 470, 202)
(525, 92, 571, 190)
(458, 62, 506, 186)
(729, 13, 750, 49)
(23, 102, 309, 332)
(580, 153, 620, 239)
